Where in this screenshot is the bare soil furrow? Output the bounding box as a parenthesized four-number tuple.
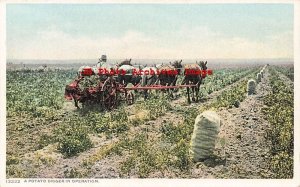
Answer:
(191, 68, 274, 178)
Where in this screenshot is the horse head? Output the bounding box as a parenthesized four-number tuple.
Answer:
(119, 59, 133, 66)
(171, 59, 183, 74)
(197, 61, 208, 70)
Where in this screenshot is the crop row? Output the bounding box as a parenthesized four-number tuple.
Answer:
(6, 71, 76, 118)
(272, 65, 294, 81)
(200, 67, 260, 111)
(199, 67, 258, 98)
(261, 67, 293, 178)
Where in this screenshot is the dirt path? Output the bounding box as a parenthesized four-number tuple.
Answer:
(189, 68, 274, 178)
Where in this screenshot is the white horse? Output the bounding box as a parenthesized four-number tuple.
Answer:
(118, 64, 135, 74)
(155, 63, 163, 69)
(118, 64, 141, 86)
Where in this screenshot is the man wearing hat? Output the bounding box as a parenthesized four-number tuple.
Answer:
(98, 54, 107, 66)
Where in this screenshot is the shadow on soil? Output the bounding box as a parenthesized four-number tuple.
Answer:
(196, 155, 226, 168)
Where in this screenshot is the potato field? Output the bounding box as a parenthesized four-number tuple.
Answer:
(6, 63, 294, 179)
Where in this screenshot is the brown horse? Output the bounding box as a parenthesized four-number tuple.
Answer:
(182, 61, 207, 103)
(117, 59, 132, 67)
(157, 60, 183, 98)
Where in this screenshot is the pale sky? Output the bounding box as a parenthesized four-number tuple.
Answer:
(6, 4, 294, 60)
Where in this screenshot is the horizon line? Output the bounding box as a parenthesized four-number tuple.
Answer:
(7, 57, 294, 61)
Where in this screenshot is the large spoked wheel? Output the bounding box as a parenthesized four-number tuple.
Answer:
(101, 77, 117, 110)
(126, 91, 134, 105)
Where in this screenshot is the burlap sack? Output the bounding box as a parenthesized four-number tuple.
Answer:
(247, 79, 256, 95)
(190, 111, 221, 161)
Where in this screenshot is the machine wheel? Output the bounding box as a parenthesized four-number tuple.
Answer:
(101, 77, 117, 110)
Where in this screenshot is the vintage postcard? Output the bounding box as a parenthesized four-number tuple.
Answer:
(0, 1, 299, 187)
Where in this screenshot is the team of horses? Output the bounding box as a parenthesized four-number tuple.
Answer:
(77, 59, 208, 104)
